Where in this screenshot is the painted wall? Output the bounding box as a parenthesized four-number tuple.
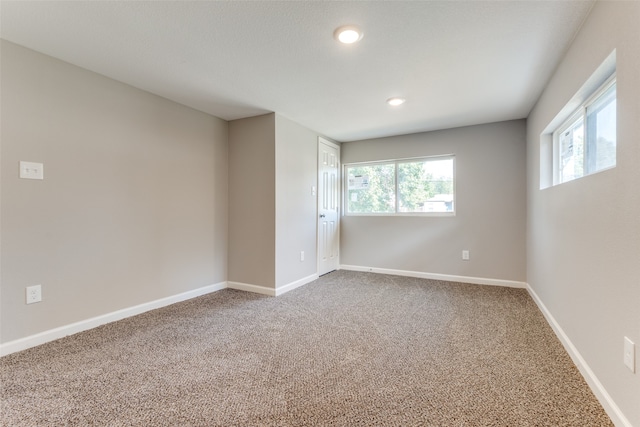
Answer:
(526, 1, 640, 425)
(228, 114, 276, 288)
(340, 120, 526, 283)
(274, 115, 319, 288)
(0, 41, 229, 344)
(228, 113, 323, 291)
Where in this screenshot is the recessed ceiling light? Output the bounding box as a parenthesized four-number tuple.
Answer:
(386, 97, 406, 106)
(334, 25, 363, 44)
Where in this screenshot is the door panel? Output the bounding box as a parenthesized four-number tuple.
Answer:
(318, 140, 339, 275)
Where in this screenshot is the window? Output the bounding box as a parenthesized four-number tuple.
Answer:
(554, 76, 616, 184)
(345, 156, 454, 215)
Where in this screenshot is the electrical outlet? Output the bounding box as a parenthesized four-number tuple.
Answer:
(300, 251, 305, 262)
(26, 285, 42, 304)
(462, 250, 470, 261)
(624, 337, 635, 373)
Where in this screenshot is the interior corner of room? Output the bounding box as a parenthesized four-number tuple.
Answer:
(1, 1, 638, 425)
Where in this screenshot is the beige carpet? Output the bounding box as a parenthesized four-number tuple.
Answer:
(1, 271, 612, 426)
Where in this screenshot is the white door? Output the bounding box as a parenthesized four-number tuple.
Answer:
(318, 139, 340, 276)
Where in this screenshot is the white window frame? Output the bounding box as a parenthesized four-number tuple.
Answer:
(344, 155, 456, 217)
(552, 74, 616, 185)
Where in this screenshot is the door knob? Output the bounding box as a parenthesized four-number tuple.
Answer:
(319, 214, 326, 218)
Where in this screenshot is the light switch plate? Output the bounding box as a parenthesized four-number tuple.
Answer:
(624, 337, 635, 373)
(20, 161, 44, 180)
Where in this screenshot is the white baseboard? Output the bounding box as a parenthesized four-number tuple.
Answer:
(339, 265, 527, 288)
(526, 284, 631, 427)
(275, 273, 319, 296)
(227, 281, 276, 296)
(1, 270, 628, 426)
(0, 281, 227, 357)
(2, 273, 322, 357)
(228, 274, 319, 297)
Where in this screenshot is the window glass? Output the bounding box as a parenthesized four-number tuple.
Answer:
(347, 163, 395, 214)
(345, 156, 454, 215)
(554, 77, 616, 185)
(587, 82, 616, 172)
(398, 158, 454, 213)
(559, 116, 584, 183)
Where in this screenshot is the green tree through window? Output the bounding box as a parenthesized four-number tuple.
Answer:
(346, 157, 454, 215)
(347, 163, 395, 214)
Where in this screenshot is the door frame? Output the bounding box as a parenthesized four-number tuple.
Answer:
(317, 137, 341, 275)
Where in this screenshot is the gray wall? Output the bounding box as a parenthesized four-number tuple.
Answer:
(341, 120, 526, 283)
(228, 114, 276, 288)
(1, 40, 229, 343)
(275, 115, 319, 288)
(526, 1, 640, 425)
(228, 113, 323, 290)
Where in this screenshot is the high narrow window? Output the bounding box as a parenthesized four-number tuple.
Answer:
(554, 76, 616, 184)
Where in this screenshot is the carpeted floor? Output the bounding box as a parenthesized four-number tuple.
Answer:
(1, 271, 612, 426)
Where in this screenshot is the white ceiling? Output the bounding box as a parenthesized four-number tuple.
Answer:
(0, 0, 595, 142)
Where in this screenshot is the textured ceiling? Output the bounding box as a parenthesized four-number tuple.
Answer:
(0, 1, 595, 142)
